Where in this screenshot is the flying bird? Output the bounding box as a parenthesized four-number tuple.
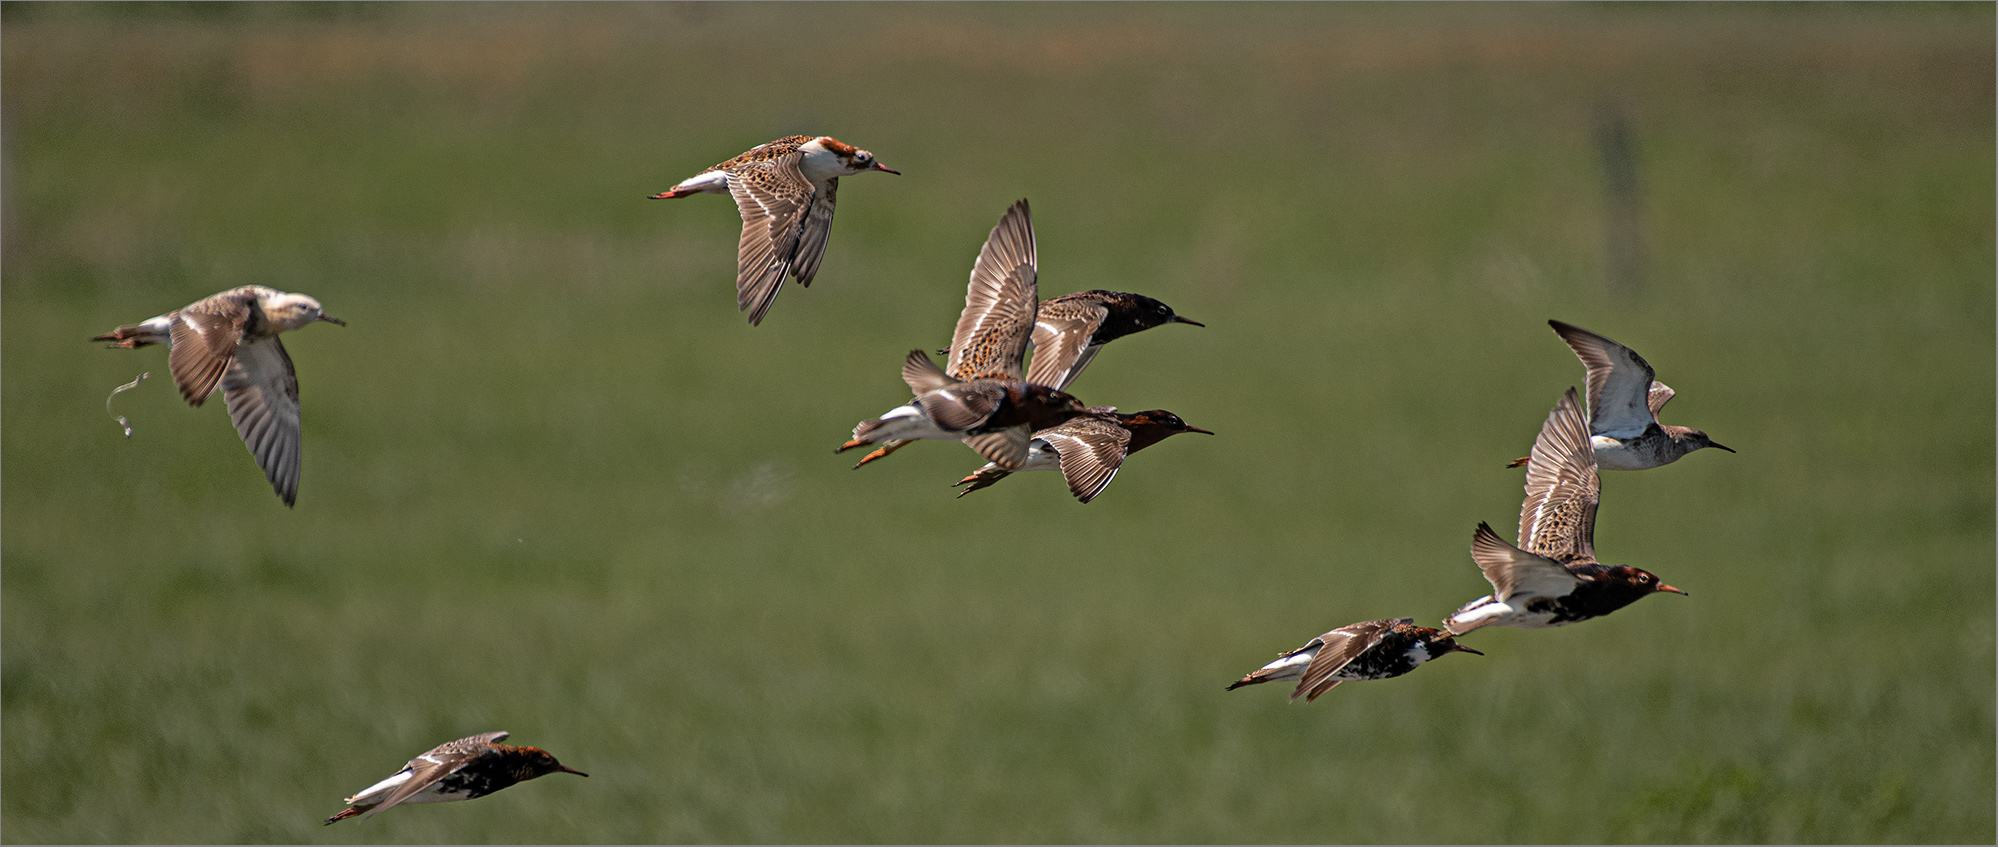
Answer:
(1227, 617, 1481, 702)
(1447, 388, 1688, 635)
(92, 285, 345, 507)
(1509, 320, 1731, 470)
(651, 135, 898, 325)
(839, 199, 1091, 470)
(325, 731, 586, 824)
(951, 407, 1210, 503)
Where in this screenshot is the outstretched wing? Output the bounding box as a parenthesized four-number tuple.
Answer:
(1293, 618, 1409, 703)
(222, 337, 304, 507)
(1024, 297, 1107, 390)
(946, 199, 1038, 381)
(168, 289, 257, 406)
(728, 152, 816, 326)
(790, 177, 838, 287)
(1517, 387, 1599, 562)
(1471, 522, 1580, 601)
(1549, 320, 1658, 438)
(1037, 415, 1132, 503)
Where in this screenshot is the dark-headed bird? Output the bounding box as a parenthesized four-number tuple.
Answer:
(325, 732, 585, 824)
(1227, 617, 1481, 702)
(1448, 388, 1688, 635)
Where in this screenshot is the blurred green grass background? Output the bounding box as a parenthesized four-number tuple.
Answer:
(3, 2, 1992, 843)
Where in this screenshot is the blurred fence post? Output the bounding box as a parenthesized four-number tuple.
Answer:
(1596, 101, 1645, 299)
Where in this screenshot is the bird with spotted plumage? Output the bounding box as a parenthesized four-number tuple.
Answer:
(951, 406, 1211, 503)
(92, 285, 345, 507)
(324, 731, 586, 825)
(1227, 617, 1482, 702)
(650, 135, 898, 326)
(1445, 387, 1689, 636)
(838, 199, 1094, 470)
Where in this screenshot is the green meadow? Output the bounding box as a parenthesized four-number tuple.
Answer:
(3, 3, 1992, 843)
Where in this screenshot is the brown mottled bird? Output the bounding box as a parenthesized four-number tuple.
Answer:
(650, 135, 898, 326)
(92, 285, 345, 507)
(840, 199, 1091, 470)
(1227, 617, 1481, 702)
(951, 407, 1211, 503)
(1447, 388, 1688, 635)
(1508, 319, 1732, 470)
(325, 732, 586, 824)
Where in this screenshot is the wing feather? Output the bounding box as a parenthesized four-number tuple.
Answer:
(1549, 320, 1657, 438)
(790, 178, 838, 287)
(1037, 416, 1132, 503)
(168, 291, 257, 406)
(1517, 387, 1599, 562)
(728, 153, 815, 326)
(946, 199, 1038, 381)
(1293, 618, 1408, 703)
(1024, 300, 1106, 390)
(1471, 522, 1580, 600)
(222, 337, 304, 507)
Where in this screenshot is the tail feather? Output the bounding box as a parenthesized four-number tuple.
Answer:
(93, 317, 173, 349)
(324, 806, 365, 825)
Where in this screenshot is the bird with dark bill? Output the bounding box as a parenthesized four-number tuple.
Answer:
(952, 407, 1211, 503)
(649, 135, 898, 326)
(325, 732, 586, 824)
(1020, 289, 1202, 391)
(1447, 388, 1688, 635)
(1509, 319, 1731, 470)
(92, 285, 345, 507)
(859, 220, 1203, 470)
(839, 199, 1092, 470)
(1228, 617, 1481, 703)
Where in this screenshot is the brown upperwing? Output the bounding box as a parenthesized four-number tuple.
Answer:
(1024, 297, 1107, 390)
(1517, 387, 1600, 563)
(367, 731, 511, 816)
(946, 199, 1038, 381)
(167, 290, 257, 406)
(727, 152, 814, 325)
(1293, 618, 1409, 702)
(1036, 414, 1132, 503)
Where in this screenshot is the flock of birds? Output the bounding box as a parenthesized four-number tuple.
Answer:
(89, 134, 1732, 823)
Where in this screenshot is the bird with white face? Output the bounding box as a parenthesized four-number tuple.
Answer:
(93, 284, 345, 507)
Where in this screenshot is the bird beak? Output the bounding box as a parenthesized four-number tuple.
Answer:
(1451, 643, 1484, 656)
(872, 163, 901, 175)
(1657, 583, 1689, 596)
(319, 315, 347, 327)
(1710, 441, 1736, 453)
(1170, 316, 1205, 327)
(560, 766, 589, 777)
(1184, 425, 1215, 435)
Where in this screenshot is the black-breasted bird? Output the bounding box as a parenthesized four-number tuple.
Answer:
(952, 407, 1211, 503)
(839, 199, 1092, 470)
(1447, 388, 1688, 635)
(1228, 617, 1481, 702)
(325, 732, 586, 824)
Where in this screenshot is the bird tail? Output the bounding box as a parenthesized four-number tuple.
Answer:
(93, 316, 173, 349)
